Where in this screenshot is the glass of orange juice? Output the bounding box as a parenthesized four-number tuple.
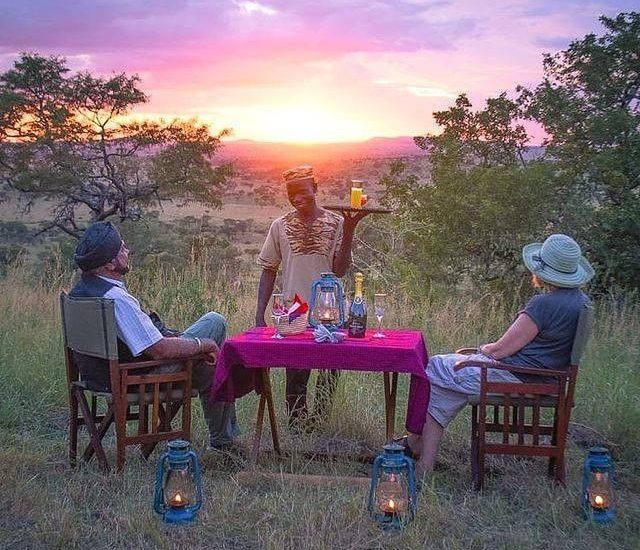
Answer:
(350, 180, 364, 208)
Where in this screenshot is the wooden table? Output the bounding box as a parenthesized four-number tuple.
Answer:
(211, 327, 430, 465)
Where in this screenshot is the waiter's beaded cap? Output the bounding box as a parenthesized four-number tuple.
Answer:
(282, 165, 315, 186)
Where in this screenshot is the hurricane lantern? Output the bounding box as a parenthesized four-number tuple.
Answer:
(154, 439, 203, 524)
(368, 443, 417, 531)
(582, 446, 615, 523)
(309, 272, 345, 330)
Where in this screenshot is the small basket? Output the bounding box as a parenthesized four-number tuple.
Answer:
(274, 311, 308, 336)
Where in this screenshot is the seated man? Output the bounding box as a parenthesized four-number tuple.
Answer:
(70, 221, 239, 451)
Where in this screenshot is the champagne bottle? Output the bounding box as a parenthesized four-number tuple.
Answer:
(347, 272, 367, 338)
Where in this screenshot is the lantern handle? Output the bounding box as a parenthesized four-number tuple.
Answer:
(405, 457, 418, 519)
(153, 451, 170, 514)
(188, 450, 203, 513)
(367, 454, 384, 513)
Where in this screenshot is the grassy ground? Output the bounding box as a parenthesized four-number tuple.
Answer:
(1, 261, 639, 549)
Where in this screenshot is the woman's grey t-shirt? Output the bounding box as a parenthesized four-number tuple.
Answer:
(504, 288, 590, 376)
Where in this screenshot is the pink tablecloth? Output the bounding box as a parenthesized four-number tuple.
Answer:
(211, 327, 430, 434)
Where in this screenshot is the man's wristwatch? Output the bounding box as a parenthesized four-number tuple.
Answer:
(193, 337, 202, 353)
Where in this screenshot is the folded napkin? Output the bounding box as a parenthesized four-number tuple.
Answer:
(287, 293, 309, 323)
(313, 324, 346, 343)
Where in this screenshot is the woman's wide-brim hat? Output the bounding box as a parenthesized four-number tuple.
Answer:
(523, 233, 594, 288)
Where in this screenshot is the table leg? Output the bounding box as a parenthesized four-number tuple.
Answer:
(261, 368, 281, 456)
(251, 369, 281, 465)
(251, 390, 266, 466)
(383, 372, 398, 441)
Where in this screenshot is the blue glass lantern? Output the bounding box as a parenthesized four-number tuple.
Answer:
(154, 439, 203, 524)
(309, 272, 345, 330)
(368, 443, 418, 531)
(582, 446, 615, 523)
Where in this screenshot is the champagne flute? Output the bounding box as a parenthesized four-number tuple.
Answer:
(373, 293, 386, 338)
(271, 293, 285, 339)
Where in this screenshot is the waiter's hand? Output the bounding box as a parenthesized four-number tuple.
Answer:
(341, 209, 369, 231)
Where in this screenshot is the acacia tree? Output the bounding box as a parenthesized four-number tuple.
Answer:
(0, 53, 231, 237)
(519, 12, 640, 290)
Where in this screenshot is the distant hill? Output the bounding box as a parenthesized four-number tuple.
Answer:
(218, 136, 423, 163)
(218, 137, 545, 165)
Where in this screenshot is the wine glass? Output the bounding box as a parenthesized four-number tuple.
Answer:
(271, 293, 286, 339)
(373, 293, 386, 338)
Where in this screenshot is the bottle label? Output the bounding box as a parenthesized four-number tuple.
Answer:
(348, 319, 366, 337)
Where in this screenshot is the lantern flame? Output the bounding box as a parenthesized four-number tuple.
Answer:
(388, 499, 396, 510)
(170, 493, 187, 508)
(594, 495, 605, 507)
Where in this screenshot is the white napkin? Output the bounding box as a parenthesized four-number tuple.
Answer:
(313, 324, 346, 343)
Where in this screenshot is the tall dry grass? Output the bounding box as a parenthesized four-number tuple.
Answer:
(1, 259, 639, 549)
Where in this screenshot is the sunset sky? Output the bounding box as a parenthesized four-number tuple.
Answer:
(0, 1, 636, 143)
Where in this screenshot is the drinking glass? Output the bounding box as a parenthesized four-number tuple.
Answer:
(350, 181, 363, 209)
(373, 293, 386, 338)
(271, 293, 285, 339)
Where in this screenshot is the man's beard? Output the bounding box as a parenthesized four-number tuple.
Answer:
(113, 262, 130, 276)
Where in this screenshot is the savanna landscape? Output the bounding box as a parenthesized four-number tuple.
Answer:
(1, 3, 640, 549)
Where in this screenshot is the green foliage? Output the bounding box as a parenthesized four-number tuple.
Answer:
(519, 12, 640, 291)
(0, 53, 231, 238)
(380, 95, 563, 292)
(415, 92, 530, 168)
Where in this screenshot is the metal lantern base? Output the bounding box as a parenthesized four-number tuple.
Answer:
(161, 507, 198, 524)
(583, 507, 615, 524)
(374, 513, 407, 532)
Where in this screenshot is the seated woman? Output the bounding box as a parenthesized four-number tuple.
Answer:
(406, 233, 594, 477)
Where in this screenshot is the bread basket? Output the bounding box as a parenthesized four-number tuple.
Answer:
(274, 311, 308, 336)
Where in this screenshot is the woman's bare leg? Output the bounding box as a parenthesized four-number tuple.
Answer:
(415, 414, 444, 475)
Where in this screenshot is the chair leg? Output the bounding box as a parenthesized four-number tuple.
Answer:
(470, 405, 480, 489)
(476, 403, 486, 491)
(548, 408, 559, 477)
(553, 406, 570, 485)
(82, 407, 114, 462)
(113, 399, 128, 473)
(554, 455, 566, 485)
(75, 387, 110, 471)
(69, 387, 79, 467)
(477, 446, 485, 491)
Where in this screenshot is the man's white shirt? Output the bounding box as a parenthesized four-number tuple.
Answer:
(98, 276, 163, 356)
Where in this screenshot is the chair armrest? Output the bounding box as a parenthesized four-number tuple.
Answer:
(119, 354, 207, 371)
(455, 347, 478, 355)
(453, 358, 568, 379)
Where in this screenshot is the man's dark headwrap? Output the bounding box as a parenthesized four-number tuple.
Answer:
(74, 221, 122, 271)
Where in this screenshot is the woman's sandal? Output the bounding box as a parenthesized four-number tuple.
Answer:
(392, 435, 421, 461)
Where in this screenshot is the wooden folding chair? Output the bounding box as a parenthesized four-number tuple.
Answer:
(60, 292, 200, 472)
(455, 302, 594, 490)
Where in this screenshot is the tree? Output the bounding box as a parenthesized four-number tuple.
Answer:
(0, 53, 231, 237)
(379, 94, 559, 291)
(519, 12, 640, 290)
